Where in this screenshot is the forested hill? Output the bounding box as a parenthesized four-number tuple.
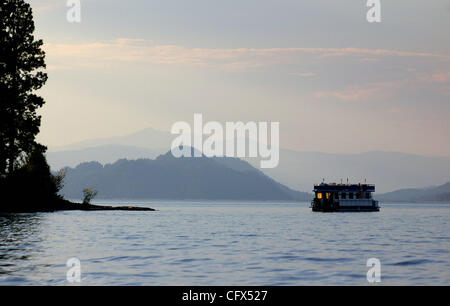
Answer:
(378, 182, 450, 203)
(61, 151, 311, 201)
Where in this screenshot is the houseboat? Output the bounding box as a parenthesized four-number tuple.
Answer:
(311, 183, 380, 212)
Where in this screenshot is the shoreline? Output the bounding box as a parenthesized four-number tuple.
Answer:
(0, 199, 156, 213)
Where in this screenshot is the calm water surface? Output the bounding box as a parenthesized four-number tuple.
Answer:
(0, 202, 449, 285)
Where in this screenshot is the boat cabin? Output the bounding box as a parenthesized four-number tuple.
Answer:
(312, 183, 379, 212)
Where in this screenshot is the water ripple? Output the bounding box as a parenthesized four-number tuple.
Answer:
(0, 202, 449, 285)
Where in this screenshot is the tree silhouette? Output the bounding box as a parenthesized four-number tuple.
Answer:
(82, 188, 98, 205)
(0, 0, 47, 175)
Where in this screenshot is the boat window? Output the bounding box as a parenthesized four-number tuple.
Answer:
(349, 192, 354, 199)
(317, 193, 323, 199)
(341, 193, 346, 199)
(365, 192, 371, 199)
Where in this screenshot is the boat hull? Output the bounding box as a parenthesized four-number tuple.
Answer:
(312, 206, 380, 212)
(311, 199, 380, 213)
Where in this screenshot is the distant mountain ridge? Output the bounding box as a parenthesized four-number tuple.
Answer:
(60, 151, 311, 201)
(47, 144, 161, 170)
(49, 128, 450, 193)
(50, 128, 172, 151)
(248, 150, 450, 193)
(378, 182, 450, 203)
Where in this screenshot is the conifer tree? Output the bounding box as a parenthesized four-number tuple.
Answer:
(0, 0, 47, 175)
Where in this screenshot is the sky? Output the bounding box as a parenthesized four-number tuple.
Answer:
(28, 0, 450, 157)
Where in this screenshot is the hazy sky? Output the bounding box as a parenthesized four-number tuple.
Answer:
(29, 0, 450, 156)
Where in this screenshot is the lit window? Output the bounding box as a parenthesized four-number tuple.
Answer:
(317, 193, 323, 199)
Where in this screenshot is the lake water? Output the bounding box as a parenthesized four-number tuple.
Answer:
(0, 201, 449, 286)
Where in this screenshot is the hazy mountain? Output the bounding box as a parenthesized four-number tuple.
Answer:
(245, 150, 450, 193)
(50, 128, 172, 151)
(47, 128, 171, 170)
(378, 182, 450, 203)
(60, 151, 311, 201)
(47, 145, 162, 170)
(49, 128, 450, 194)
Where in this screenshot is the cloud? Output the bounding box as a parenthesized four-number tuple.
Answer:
(313, 86, 382, 102)
(313, 80, 412, 102)
(290, 72, 317, 77)
(29, 0, 66, 13)
(43, 39, 450, 72)
(419, 71, 450, 83)
(312, 69, 450, 103)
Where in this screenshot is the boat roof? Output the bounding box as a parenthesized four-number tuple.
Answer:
(313, 183, 375, 192)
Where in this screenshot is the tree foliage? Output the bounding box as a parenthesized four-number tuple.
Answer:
(1, 146, 65, 210)
(0, 0, 47, 175)
(82, 188, 98, 205)
(0, 1, 66, 211)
